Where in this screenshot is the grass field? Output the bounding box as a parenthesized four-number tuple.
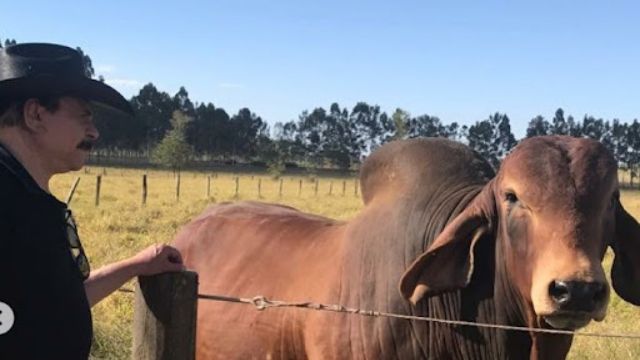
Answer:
(49, 166, 640, 359)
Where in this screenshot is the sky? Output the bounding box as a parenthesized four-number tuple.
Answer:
(3, 0, 639, 138)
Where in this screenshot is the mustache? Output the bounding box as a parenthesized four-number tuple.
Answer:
(77, 139, 96, 151)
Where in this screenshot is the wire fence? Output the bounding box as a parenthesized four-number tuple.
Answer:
(118, 287, 640, 340)
(64, 172, 361, 206)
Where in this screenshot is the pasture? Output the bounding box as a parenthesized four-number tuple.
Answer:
(49, 167, 640, 359)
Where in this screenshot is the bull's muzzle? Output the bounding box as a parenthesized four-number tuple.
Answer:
(543, 280, 609, 330)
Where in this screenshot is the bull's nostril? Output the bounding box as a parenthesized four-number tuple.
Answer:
(549, 280, 571, 305)
(591, 283, 607, 304)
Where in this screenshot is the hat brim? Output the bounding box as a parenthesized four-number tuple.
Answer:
(0, 75, 134, 116)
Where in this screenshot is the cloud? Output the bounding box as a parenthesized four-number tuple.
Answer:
(105, 78, 143, 88)
(218, 82, 244, 89)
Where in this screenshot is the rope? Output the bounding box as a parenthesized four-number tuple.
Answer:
(117, 288, 640, 340)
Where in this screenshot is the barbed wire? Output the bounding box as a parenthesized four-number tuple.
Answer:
(117, 288, 640, 340)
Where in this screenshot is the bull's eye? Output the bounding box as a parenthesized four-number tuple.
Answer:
(505, 192, 518, 204)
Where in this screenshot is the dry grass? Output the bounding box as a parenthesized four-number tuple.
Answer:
(49, 167, 640, 359)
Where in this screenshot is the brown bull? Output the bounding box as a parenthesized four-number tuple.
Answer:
(172, 136, 640, 359)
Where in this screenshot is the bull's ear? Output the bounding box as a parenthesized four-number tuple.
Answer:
(399, 180, 496, 305)
(611, 202, 640, 305)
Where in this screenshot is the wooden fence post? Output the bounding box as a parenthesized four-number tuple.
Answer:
(342, 180, 346, 196)
(65, 177, 81, 205)
(279, 178, 283, 197)
(95, 175, 101, 207)
(314, 179, 319, 196)
(329, 181, 333, 195)
(235, 177, 239, 197)
(206, 176, 211, 198)
(354, 179, 359, 197)
(175, 173, 181, 202)
(142, 174, 148, 206)
(132, 271, 198, 360)
(298, 179, 302, 196)
(258, 178, 262, 198)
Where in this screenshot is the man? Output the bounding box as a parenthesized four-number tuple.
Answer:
(0, 43, 185, 359)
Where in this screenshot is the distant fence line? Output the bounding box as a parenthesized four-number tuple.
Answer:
(66, 171, 361, 206)
(65, 165, 640, 206)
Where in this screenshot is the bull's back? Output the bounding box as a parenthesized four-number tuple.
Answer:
(172, 201, 346, 359)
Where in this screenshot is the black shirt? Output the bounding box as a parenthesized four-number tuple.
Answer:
(0, 143, 92, 359)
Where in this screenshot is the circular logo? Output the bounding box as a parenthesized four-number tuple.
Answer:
(0, 302, 15, 335)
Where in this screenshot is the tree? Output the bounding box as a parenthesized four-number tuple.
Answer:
(188, 102, 231, 156)
(295, 108, 326, 167)
(551, 108, 568, 135)
(173, 87, 195, 116)
(0, 37, 17, 48)
(405, 114, 460, 139)
(272, 121, 305, 164)
(580, 115, 609, 143)
(467, 120, 495, 165)
(152, 111, 195, 171)
(349, 102, 389, 155)
(390, 108, 410, 140)
(526, 115, 550, 138)
(130, 83, 175, 151)
(626, 120, 640, 186)
(467, 113, 516, 168)
(610, 119, 629, 173)
(228, 108, 268, 159)
(444, 122, 462, 141)
(322, 103, 356, 169)
(567, 115, 581, 137)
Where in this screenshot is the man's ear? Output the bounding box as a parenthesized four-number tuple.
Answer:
(611, 201, 640, 305)
(399, 180, 496, 305)
(22, 98, 47, 133)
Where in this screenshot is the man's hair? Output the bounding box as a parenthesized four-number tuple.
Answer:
(0, 97, 62, 127)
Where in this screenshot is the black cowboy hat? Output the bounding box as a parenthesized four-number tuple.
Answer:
(0, 43, 134, 115)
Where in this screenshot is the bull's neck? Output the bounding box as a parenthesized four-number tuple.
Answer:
(339, 181, 493, 358)
(489, 230, 536, 358)
(494, 233, 575, 359)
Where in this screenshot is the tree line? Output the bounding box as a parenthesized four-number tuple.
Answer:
(100, 88, 640, 183)
(2, 37, 639, 180)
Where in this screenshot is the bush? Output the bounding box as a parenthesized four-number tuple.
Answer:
(267, 159, 285, 179)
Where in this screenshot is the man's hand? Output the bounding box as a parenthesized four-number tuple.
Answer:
(130, 244, 185, 276)
(84, 244, 186, 307)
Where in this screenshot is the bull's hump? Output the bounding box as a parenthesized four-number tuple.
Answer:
(359, 138, 495, 205)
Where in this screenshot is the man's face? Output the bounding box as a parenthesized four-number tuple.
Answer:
(36, 96, 99, 172)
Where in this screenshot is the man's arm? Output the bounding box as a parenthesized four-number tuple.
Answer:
(84, 244, 184, 307)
